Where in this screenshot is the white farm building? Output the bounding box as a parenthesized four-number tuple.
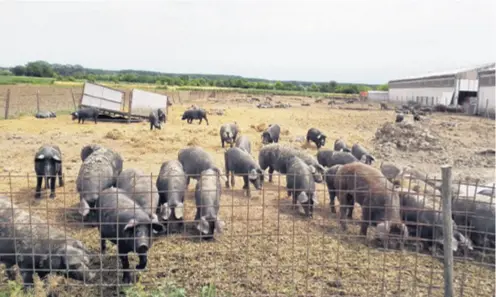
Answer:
(388, 62, 495, 115)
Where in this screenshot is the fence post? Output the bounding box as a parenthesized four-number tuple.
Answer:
(36, 90, 40, 113)
(441, 165, 454, 297)
(71, 89, 77, 111)
(127, 90, 133, 124)
(4, 89, 10, 119)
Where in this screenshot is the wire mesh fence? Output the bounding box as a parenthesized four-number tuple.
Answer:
(0, 169, 494, 297)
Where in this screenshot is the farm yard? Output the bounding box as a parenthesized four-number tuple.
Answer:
(0, 85, 495, 297)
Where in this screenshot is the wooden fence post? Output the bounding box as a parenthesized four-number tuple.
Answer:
(441, 165, 454, 297)
(71, 89, 77, 111)
(127, 90, 133, 124)
(36, 90, 40, 113)
(4, 89, 10, 119)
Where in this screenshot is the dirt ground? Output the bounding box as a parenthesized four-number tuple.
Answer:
(0, 93, 494, 297)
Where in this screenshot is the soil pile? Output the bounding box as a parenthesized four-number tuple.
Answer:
(374, 122, 442, 156)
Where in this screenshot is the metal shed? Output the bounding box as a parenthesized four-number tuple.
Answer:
(387, 62, 495, 110)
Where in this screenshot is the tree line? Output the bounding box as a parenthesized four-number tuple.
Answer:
(3, 60, 388, 93)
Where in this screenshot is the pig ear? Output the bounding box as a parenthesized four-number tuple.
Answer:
(123, 218, 138, 231)
(215, 219, 225, 234)
(160, 203, 172, 220)
(174, 203, 184, 220)
(248, 169, 258, 180)
(196, 217, 210, 235)
(316, 134, 321, 139)
(78, 199, 90, 217)
(297, 192, 309, 204)
(53, 155, 61, 161)
(151, 221, 165, 233)
(36, 154, 45, 160)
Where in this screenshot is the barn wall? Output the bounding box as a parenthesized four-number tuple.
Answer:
(478, 86, 495, 111)
(387, 87, 455, 105)
(367, 91, 389, 101)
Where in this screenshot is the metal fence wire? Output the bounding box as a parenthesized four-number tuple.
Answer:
(0, 171, 494, 297)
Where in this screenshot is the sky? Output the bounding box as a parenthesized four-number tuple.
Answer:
(0, 0, 494, 84)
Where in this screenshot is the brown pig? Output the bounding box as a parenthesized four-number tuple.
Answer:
(334, 162, 409, 246)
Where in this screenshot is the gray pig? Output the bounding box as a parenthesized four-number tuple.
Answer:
(261, 124, 281, 144)
(224, 147, 264, 197)
(76, 146, 124, 218)
(178, 146, 221, 187)
(285, 156, 317, 217)
(149, 110, 162, 130)
(316, 149, 358, 168)
(258, 143, 325, 183)
(351, 143, 375, 165)
(156, 160, 187, 233)
(116, 168, 161, 222)
(333, 139, 351, 152)
(399, 193, 473, 253)
(451, 198, 495, 250)
(194, 168, 225, 240)
(97, 188, 164, 284)
(34, 145, 64, 199)
(0, 196, 95, 288)
(235, 135, 251, 154)
(219, 122, 239, 148)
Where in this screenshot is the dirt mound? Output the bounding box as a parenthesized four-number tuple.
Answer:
(374, 122, 442, 154)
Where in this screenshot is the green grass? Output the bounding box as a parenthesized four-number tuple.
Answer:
(0, 279, 216, 297)
(0, 76, 55, 85)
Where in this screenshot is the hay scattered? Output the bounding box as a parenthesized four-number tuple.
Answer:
(251, 123, 267, 132)
(187, 137, 201, 146)
(104, 129, 124, 140)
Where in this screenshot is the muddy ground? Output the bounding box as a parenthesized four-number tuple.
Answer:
(0, 94, 494, 297)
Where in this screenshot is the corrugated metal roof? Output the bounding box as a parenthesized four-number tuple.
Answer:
(389, 62, 495, 83)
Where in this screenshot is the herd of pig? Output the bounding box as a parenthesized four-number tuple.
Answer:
(0, 116, 494, 291)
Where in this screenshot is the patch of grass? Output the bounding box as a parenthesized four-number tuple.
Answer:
(0, 281, 35, 297)
(0, 76, 55, 85)
(122, 281, 186, 297)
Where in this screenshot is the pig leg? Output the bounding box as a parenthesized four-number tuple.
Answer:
(231, 172, 236, 188)
(268, 166, 274, 182)
(329, 189, 336, 214)
(242, 176, 250, 197)
(118, 247, 132, 284)
(100, 239, 107, 254)
(338, 194, 349, 232)
(35, 176, 43, 199)
(21, 270, 35, 289)
(58, 167, 64, 187)
(49, 176, 56, 199)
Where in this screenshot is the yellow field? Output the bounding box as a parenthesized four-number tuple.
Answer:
(0, 94, 494, 297)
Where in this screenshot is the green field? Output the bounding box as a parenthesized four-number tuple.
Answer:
(0, 76, 56, 85)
